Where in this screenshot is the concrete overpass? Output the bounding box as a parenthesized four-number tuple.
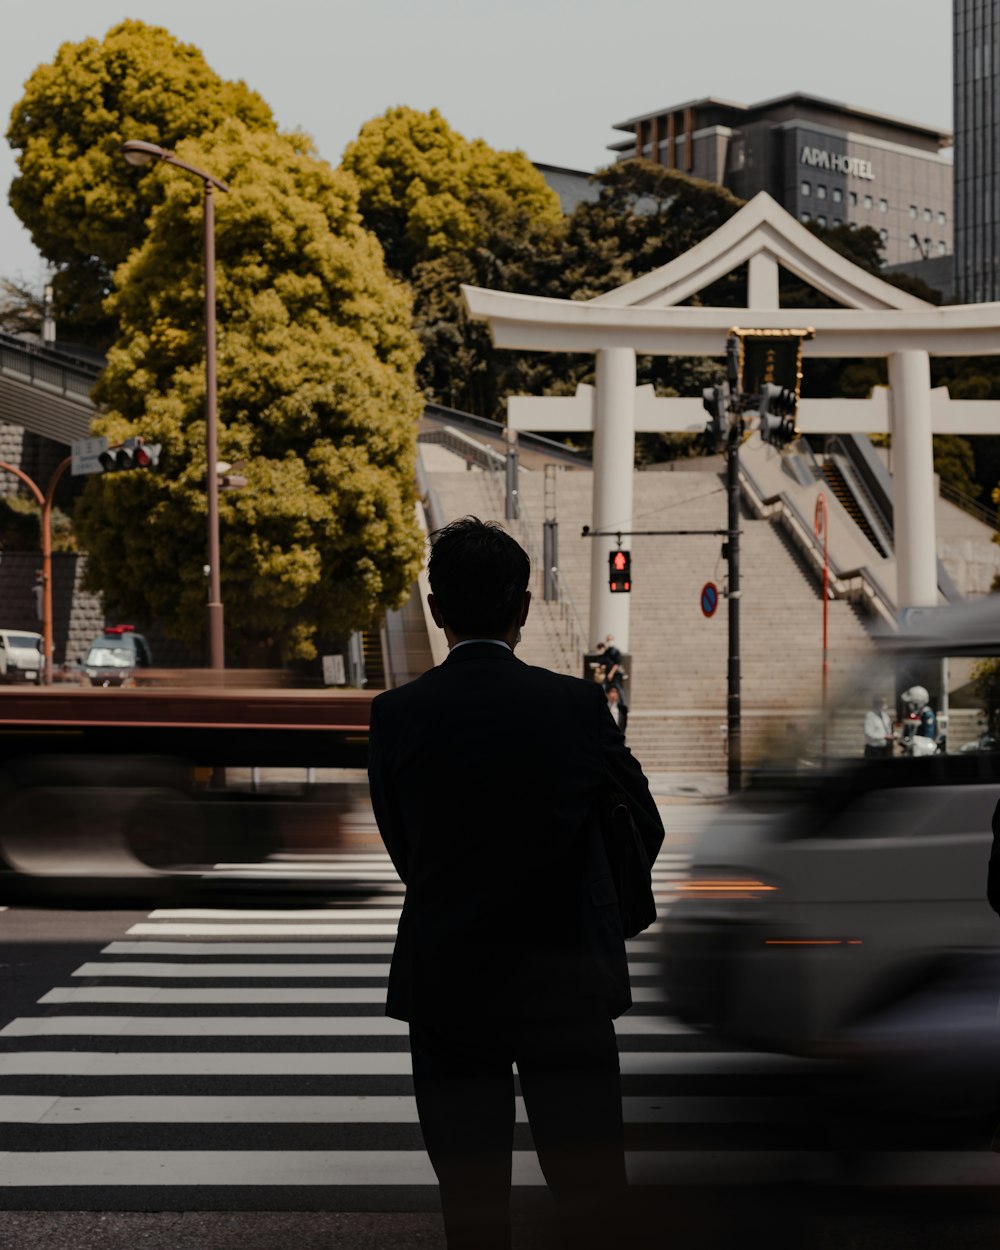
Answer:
(0, 331, 99, 446)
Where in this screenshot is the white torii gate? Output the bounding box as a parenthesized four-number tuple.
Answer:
(462, 192, 1000, 650)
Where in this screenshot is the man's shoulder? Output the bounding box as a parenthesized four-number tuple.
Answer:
(372, 667, 440, 709)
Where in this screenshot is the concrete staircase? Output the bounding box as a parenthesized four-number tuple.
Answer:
(420, 443, 877, 772)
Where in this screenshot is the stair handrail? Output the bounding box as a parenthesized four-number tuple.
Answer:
(739, 457, 898, 626)
(939, 479, 999, 532)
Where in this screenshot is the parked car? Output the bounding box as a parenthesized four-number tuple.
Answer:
(81, 625, 153, 687)
(0, 630, 43, 684)
(662, 595, 1000, 1115)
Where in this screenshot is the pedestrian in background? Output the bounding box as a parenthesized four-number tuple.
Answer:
(864, 694, 894, 758)
(368, 516, 663, 1250)
(607, 685, 627, 736)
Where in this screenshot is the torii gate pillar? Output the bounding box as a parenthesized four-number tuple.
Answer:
(889, 350, 938, 610)
(591, 348, 636, 651)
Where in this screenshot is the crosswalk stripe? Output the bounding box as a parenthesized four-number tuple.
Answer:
(38, 985, 669, 1004)
(2, 1014, 694, 1038)
(101, 942, 398, 956)
(127, 924, 403, 936)
(147, 909, 403, 920)
(0, 1094, 801, 1125)
(70, 961, 663, 979)
(39, 987, 392, 1004)
(0, 1148, 990, 1189)
(0, 1052, 813, 1077)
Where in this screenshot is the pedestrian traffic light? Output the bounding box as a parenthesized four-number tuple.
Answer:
(758, 383, 798, 448)
(609, 549, 631, 593)
(97, 437, 162, 472)
(701, 385, 728, 450)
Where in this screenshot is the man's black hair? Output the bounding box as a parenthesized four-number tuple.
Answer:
(428, 516, 530, 637)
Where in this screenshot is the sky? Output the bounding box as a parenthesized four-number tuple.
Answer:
(1, 0, 952, 286)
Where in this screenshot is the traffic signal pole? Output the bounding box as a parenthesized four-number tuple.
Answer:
(725, 426, 742, 795)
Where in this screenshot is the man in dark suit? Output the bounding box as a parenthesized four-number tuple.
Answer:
(368, 517, 664, 1250)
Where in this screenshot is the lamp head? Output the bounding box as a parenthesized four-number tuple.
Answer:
(121, 139, 167, 167)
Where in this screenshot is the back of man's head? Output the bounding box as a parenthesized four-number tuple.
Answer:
(428, 516, 530, 637)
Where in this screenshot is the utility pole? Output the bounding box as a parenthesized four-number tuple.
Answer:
(724, 423, 742, 794)
(723, 333, 743, 795)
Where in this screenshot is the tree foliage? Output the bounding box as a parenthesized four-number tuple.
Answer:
(342, 107, 562, 274)
(6, 19, 275, 346)
(342, 107, 564, 414)
(73, 120, 424, 663)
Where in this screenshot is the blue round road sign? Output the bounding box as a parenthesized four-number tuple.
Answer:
(700, 582, 719, 618)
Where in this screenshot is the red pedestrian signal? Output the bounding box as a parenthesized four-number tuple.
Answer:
(608, 549, 631, 593)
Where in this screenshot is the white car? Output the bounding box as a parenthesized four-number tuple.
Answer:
(0, 630, 43, 684)
(663, 595, 1000, 1110)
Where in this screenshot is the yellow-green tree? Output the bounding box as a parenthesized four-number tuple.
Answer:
(342, 107, 563, 415)
(74, 120, 424, 664)
(7, 19, 275, 346)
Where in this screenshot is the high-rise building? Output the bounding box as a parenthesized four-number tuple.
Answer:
(609, 94, 953, 269)
(954, 0, 1000, 301)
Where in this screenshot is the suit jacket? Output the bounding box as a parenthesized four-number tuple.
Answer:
(368, 642, 664, 1023)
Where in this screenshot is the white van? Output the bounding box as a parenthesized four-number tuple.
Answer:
(0, 630, 43, 684)
(662, 595, 1000, 1112)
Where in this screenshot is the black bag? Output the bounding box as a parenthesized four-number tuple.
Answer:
(602, 789, 656, 938)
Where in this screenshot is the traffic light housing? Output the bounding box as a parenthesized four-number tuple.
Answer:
(701, 385, 728, 450)
(758, 383, 798, 448)
(98, 437, 162, 472)
(609, 549, 631, 593)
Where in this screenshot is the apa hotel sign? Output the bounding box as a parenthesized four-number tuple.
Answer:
(799, 146, 875, 181)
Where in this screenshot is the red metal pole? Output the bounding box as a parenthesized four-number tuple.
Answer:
(0, 457, 70, 685)
(42, 458, 72, 685)
(814, 493, 829, 750)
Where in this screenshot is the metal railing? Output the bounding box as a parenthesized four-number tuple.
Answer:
(940, 479, 999, 532)
(0, 331, 100, 405)
(739, 457, 899, 626)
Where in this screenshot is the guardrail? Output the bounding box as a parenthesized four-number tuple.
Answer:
(739, 457, 899, 626)
(0, 331, 100, 405)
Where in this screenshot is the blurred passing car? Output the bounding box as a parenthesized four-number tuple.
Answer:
(81, 624, 152, 687)
(663, 595, 1000, 1113)
(0, 630, 43, 684)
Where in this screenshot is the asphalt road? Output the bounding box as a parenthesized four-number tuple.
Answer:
(1, 807, 1000, 1248)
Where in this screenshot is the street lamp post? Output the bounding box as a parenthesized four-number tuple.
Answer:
(121, 139, 229, 669)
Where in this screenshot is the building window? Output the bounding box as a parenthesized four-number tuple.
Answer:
(800, 211, 811, 223)
(879, 228, 888, 242)
(816, 184, 827, 200)
(909, 204, 918, 218)
(800, 181, 811, 196)
(938, 240, 947, 255)
(817, 215, 827, 227)
(833, 217, 842, 227)
(923, 208, 932, 221)
(849, 191, 858, 207)
(909, 236, 918, 250)
(832, 188, 843, 204)
(863, 194, 873, 210)
(924, 237, 932, 252)
(938, 210, 947, 225)
(879, 198, 888, 213)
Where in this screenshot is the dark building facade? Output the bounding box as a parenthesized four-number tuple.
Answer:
(610, 94, 953, 268)
(954, 0, 1000, 301)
